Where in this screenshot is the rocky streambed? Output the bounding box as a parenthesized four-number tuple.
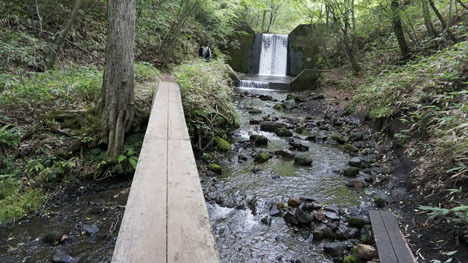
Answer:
(200, 86, 404, 262)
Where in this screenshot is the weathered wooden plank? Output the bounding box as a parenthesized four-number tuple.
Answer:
(380, 211, 416, 263)
(369, 210, 399, 263)
(168, 83, 190, 140)
(145, 82, 169, 139)
(112, 138, 168, 263)
(167, 134, 219, 262)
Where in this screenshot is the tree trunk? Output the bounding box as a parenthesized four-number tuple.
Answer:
(427, 0, 447, 28)
(46, 0, 82, 69)
(421, 0, 438, 37)
(391, 0, 410, 59)
(261, 10, 267, 32)
(98, 0, 136, 163)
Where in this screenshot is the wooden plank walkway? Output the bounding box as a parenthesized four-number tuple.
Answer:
(369, 210, 416, 263)
(112, 82, 219, 263)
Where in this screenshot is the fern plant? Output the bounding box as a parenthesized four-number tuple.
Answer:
(0, 125, 20, 149)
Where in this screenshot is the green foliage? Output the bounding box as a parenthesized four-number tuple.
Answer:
(135, 62, 160, 83)
(419, 205, 468, 224)
(174, 59, 240, 152)
(0, 125, 20, 149)
(0, 178, 45, 222)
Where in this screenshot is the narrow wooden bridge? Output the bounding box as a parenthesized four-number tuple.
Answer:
(112, 81, 219, 263)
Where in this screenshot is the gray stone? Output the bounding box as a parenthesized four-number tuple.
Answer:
(289, 140, 309, 151)
(250, 134, 268, 146)
(275, 128, 293, 137)
(343, 167, 360, 177)
(349, 157, 364, 168)
(323, 241, 346, 257)
(283, 212, 299, 226)
(275, 149, 295, 159)
(296, 205, 314, 224)
(82, 224, 99, 235)
(324, 211, 340, 221)
(348, 216, 370, 227)
(294, 155, 313, 166)
(260, 121, 288, 132)
(283, 99, 296, 110)
(52, 247, 75, 263)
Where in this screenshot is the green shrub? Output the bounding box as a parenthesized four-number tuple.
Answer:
(0, 178, 45, 222)
(174, 59, 240, 152)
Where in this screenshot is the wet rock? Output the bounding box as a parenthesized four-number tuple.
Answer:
(323, 241, 346, 257)
(336, 225, 359, 240)
(356, 244, 377, 260)
(269, 205, 282, 217)
(360, 225, 372, 243)
(283, 212, 299, 226)
(261, 216, 272, 226)
(373, 197, 386, 208)
(259, 94, 273, 101)
(288, 140, 309, 151)
(43, 231, 63, 245)
(343, 143, 359, 153)
(293, 155, 312, 166)
(250, 134, 268, 146)
(315, 210, 325, 221)
(249, 118, 262, 124)
(347, 179, 366, 189)
(312, 93, 325, 100)
(275, 149, 295, 159)
(238, 154, 248, 162)
(348, 216, 370, 227)
(248, 108, 262, 114)
(207, 164, 223, 175)
(82, 224, 99, 235)
(283, 99, 296, 110)
(253, 153, 270, 163)
(343, 167, 360, 177)
(273, 104, 283, 110)
(324, 211, 340, 221)
(287, 197, 301, 208)
(275, 128, 293, 137)
(295, 125, 304, 134)
(331, 133, 346, 144)
(349, 157, 364, 168)
(260, 121, 288, 132)
(215, 137, 231, 152)
(348, 132, 364, 142)
(52, 247, 75, 263)
(324, 204, 339, 214)
(296, 204, 314, 224)
(302, 201, 321, 212)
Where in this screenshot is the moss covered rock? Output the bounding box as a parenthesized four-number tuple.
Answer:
(215, 137, 231, 152)
(343, 167, 360, 177)
(254, 153, 270, 163)
(208, 164, 223, 175)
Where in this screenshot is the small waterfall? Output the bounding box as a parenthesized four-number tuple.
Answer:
(258, 34, 288, 76)
(238, 80, 269, 89)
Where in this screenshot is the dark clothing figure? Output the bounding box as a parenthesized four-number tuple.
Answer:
(199, 45, 212, 62)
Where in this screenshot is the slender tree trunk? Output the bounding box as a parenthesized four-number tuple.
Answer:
(261, 10, 267, 32)
(427, 0, 447, 28)
(421, 0, 437, 37)
(35, 0, 42, 36)
(456, 0, 468, 10)
(391, 0, 410, 59)
(98, 0, 136, 163)
(46, 0, 82, 69)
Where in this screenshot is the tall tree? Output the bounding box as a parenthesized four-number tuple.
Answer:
(421, 0, 437, 37)
(391, 0, 410, 59)
(98, 0, 136, 162)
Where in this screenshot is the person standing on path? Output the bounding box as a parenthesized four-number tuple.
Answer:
(199, 44, 212, 62)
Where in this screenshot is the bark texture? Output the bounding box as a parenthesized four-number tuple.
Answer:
(98, 0, 136, 162)
(391, 0, 410, 59)
(421, 0, 437, 37)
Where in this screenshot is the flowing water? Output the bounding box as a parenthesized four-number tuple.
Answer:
(258, 34, 289, 76)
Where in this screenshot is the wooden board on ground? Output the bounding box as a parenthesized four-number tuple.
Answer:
(112, 81, 219, 263)
(369, 210, 416, 263)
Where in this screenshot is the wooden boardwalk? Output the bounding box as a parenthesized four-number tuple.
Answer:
(370, 210, 416, 263)
(112, 82, 219, 263)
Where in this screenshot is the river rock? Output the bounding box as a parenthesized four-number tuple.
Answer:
(288, 197, 301, 207)
(250, 134, 268, 146)
(348, 132, 364, 142)
(248, 108, 262, 114)
(275, 149, 295, 159)
(294, 155, 312, 166)
(323, 241, 346, 257)
(324, 211, 340, 221)
(324, 204, 339, 214)
(360, 225, 372, 243)
(343, 167, 360, 177)
(312, 93, 325, 100)
(253, 153, 270, 163)
(261, 216, 272, 226)
(296, 204, 314, 224)
(373, 197, 386, 208)
(349, 157, 364, 168)
(207, 164, 223, 175)
(356, 244, 377, 260)
(343, 143, 359, 153)
(259, 94, 273, 101)
(269, 204, 282, 217)
(288, 140, 309, 151)
(347, 179, 366, 189)
(43, 231, 63, 245)
(348, 216, 370, 227)
(331, 133, 346, 144)
(82, 224, 99, 235)
(336, 225, 359, 240)
(249, 118, 262, 124)
(260, 121, 288, 132)
(52, 246, 75, 263)
(275, 128, 293, 137)
(283, 99, 296, 110)
(283, 212, 299, 226)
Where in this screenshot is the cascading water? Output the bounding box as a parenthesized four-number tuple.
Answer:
(238, 80, 269, 89)
(258, 34, 289, 76)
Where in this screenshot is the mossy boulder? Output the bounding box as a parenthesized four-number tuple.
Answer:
(343, 143, 359, 153)
(250, 134, 268, 146)
(215, 137, 231, 152)
(348, 216, 370, 227)
(374, 197, 386, 208)
(273, 104, 283, 110)
(207, 164, 223, 175)
(275, 128, 293, 137)
(254, 153, 270, 163)
(290, 69, 321, 91)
